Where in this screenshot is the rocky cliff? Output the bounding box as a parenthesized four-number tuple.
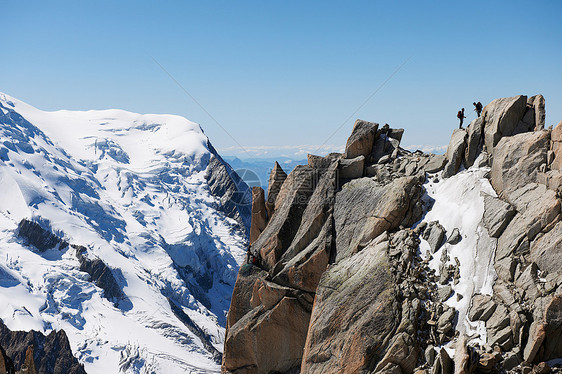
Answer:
(0, 319, 85, 374)
(223, 95, 562, 374)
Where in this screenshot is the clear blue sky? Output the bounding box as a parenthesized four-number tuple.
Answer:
(3, 0, 562, 158)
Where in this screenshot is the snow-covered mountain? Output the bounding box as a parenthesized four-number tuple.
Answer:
(0, 92, 251, 373)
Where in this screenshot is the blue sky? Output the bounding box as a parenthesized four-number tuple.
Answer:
(3, 1, 562, 159)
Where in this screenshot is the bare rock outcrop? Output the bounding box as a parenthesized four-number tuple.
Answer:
(334, 176, 423, 262)
(0, 319, 86, 374)
(223, 161, 338, 373)
(482, 95, 528, 154)
(496, 183, 560, 261)
(222, 96, 562, 374)
(300, 238, 402, 374)
(530, 221, 562, 274)
(265, 161, 287, 218)
(490, 130, 550, 196)
(271, 162, 337, 292)
(464, 117, 484, 168)
(528, 94, 546, 131)
(249, 187, 267, 245)
(551, 120, 562, 171)
(339, 155, 365, 179)
(344, 119, 378, 159)
(482, 192, 516, 238)
(252, 165, 316, 270)
(442, 128, 467, 178)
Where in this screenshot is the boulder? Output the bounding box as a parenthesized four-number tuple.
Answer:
(468, 294, 497, 322)
(339, 155, 365, 179)
(249, 187, 267, 245)
(431, 348, 453, 374)
(490, 130, 550, 196)
(551, 121, 562, 170)
(301, 239, 402, 374)
(442, 128, 467, 178)
(465, 117, 484, 168)
(482, 193, 516, 238)
(496, 184, 560, 261)
(482, 95, 528, 153)
(424, 154, 447, 173)
(344, 119, 378, 159)
(334, 176, 422, 262)
(265, 161, 287, 218)
(524, 322, 546, 363)
(446, 228, 461, 245)
(437, 307, 456, 335)
(530, 221, 562, 274)
(528, 95, 546, 131)
(308, 153, 342, 170)
(422, 221, 446, 253)
(437, 285, 453, 302)
(486, 304, 511, 342)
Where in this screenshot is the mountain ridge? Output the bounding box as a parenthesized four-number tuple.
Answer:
(223, 94, 562, 374)
(0, 91, 251, 373)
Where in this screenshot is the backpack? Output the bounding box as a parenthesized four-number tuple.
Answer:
(457, 111, 463, 119)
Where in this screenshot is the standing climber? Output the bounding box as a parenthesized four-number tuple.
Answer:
(457, 108, 466, 129)
(473, 101, 483, 117)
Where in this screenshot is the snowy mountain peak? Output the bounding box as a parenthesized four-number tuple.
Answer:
(0, 92, 250, 373)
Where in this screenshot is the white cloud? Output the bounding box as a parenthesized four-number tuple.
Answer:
(218, 144, 345, 158)
(403, 144, 447, 154)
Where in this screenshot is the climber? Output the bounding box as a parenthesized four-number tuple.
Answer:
(457, 108, 466, 129)
(473, 101, 483, 117)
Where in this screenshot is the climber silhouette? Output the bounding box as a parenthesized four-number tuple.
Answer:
(473, 102, 483, 117)
(457, 108, 466, 129)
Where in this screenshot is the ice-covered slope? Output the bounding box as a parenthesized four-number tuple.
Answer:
(420, 160, 498, 350)
(0, 92, 250, 373)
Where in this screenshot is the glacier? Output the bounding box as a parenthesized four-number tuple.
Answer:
(0, 92, 250, 373)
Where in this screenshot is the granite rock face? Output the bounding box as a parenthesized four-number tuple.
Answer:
(482, 95, 528, 154)
(551, 120, 562, 171)
(490, 130, 550, 196)
(265, 161, 288, 218)
(249, 187, 268, 245)
(344, 119, 378, 159)
(334, 176, 423, 262)
(442, 128, 467, 178)
(301, 239, 400, 374)
(223, 94, 562, 374)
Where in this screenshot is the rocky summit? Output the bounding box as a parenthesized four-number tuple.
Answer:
(223, 95, 562, 374)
